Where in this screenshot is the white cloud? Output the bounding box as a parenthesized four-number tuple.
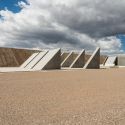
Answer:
(0, 0, 125, 53)
(17, 1, 28, 8)
(97, 36, 122, 54)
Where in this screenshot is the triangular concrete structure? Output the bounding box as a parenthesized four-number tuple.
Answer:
(33, 48, 61, 70)
(25, 51, 48, 69)
(83, 47, 100, 69)
(104, 56, 117, 67)
(70, 50, 85, 68)
(61, 52, 78, 67)
(0, 49, 61, 72)
(20, 52, 39, 68)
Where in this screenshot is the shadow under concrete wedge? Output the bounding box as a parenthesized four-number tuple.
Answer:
(70, 50, 85, 68)
(33, 48, 61, 70)
(83, 47, 100, 69)
(20, 52, 39, 68)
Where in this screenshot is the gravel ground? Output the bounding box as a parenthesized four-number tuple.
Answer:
(0, 68, 125, 125)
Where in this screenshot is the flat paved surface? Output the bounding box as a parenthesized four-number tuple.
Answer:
(0, 68, 125, 125)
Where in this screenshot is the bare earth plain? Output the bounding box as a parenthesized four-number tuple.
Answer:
(0, 68, 125, 125)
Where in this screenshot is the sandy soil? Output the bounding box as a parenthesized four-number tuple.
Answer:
(0, 68, 125, 125)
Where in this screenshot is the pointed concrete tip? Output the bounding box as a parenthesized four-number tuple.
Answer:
(95, 47, 100, 51)
(54, 48, 61, 51)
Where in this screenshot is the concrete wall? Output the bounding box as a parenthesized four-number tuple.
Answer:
(118, 55, 125, 66)
(61, 52, 78, 67)
(84, 48, 100, 69)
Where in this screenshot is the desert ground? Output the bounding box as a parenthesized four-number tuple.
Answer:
(0, 68, 125, 125)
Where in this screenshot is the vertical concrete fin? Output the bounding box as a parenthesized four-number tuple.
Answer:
(70, 50, 85, 68)
(33, 48, 61, 70)
(83, 47, 100, 69)
(20, 52, 39, 68)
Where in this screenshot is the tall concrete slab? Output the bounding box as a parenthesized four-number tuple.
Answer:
(33, 48, 61, 70)
(61, 52, 69, 63)
(83, 48, 100, 69)
(70, 50, 85, 68)
(105, 56, 117, 66)
(61, 52, 78, 67)
(25, 51, 48, 69)
(117, 55, 125, 66)
(20, 53, 39, 68)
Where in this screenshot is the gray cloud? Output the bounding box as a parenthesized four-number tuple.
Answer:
(0, 0, 125, 53)
(51, 0, 125, 38)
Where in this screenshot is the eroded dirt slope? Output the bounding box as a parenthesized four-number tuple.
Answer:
(0, 47, 38, 67)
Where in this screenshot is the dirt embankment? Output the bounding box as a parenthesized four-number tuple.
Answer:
(0, 47, 39, 67)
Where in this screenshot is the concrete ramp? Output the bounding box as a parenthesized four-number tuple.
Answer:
(0, 67, 31, 72)
(33, 48, 61, 70)
(25, 51, 48, 69)
(61, 52, 78, 67)
(105, 56, 117, 67)
(83, 48, 100, 69)
(20, 53, 39, 68)
(70, 50, 85, 68)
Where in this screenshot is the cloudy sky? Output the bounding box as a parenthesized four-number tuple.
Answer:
(0, 0, 125, 54)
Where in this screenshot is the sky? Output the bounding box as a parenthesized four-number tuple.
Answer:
(0, 0, 27, 13)
(0, 0, 125, 54)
